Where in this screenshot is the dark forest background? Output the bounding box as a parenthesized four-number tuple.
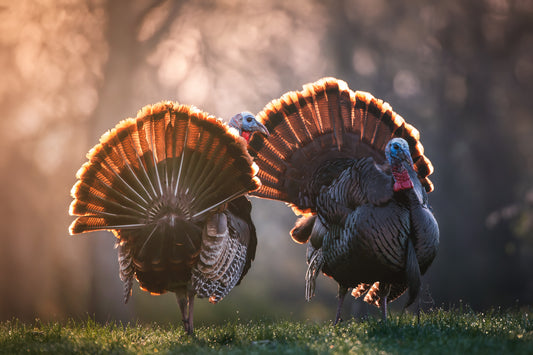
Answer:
(1, 0, 533, 326)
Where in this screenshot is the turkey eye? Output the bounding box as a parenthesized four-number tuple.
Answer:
(392, 143, 399, 150)
(246, 116, 253, 122)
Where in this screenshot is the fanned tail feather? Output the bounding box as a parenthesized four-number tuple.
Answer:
(70, 101, 260, 236)
(248, 77, 434, 213)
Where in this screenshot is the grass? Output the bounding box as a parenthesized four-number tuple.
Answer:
(1, 309, 532, 354)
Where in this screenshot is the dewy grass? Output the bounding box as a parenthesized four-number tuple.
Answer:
(0, 309, 531, 354)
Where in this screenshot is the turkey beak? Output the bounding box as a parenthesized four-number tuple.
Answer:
(400, 149, 414, 167)
(254, 121, 269, 136)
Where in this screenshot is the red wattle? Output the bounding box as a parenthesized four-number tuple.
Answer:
(392, 168, 414, 192)
(242, 131, 251, 142)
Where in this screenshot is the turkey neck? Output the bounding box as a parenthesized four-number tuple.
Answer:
(391, 162, 421, 213)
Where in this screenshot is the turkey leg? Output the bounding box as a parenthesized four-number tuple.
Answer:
(381, 295, 388, 321)
(334, 286, 348, 325)
(176, 290, 193, 335)
(379, 283, 391, 321)
(187, 288, 195, 335)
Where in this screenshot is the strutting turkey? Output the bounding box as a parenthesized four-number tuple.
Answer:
(248, 77, 439, 322)
(69, 101, 268, 334)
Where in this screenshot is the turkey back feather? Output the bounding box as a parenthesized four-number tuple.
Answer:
(69, 101, 260, 295)
(248, 77, 434, 214)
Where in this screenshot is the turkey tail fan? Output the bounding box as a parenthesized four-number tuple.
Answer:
(248, 77, 434, 214)
(69, 101, 261, 237)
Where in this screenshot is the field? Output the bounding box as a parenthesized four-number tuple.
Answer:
(1, 309, 532, 354)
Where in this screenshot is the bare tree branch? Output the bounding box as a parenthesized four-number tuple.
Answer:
(141, 0, 184, 53)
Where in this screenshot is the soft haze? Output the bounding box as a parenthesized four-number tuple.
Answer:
(1, 0, 532, 326)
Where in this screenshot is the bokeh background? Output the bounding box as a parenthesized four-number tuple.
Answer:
(1, 0, 533, 326)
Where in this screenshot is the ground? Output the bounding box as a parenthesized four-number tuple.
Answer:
(1, 308, 532, 354)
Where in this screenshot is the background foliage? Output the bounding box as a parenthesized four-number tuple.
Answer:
(1, 0, 532, 325)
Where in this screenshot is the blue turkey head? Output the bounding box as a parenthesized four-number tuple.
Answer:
(229, 112, 269, 142)
(385, 138, 414, 167)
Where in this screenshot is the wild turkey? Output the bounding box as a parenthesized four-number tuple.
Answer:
(248, 77, 439, 322)
(69, 101, 268, 334)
